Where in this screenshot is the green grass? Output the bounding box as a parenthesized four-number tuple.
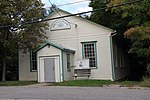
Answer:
(118, 78, 150, 87)
(115, 81, 140, 87)
(51, 80, 114, 87)
(0, 78, 150, 87)
(51, 79, 150, 87)
(0, 81, 37, 86)
(140, 78, 150, 87)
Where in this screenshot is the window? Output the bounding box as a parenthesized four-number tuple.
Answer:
(67, 54, 71, 71)
(30, 51, 37, 71)
(82, 41, 97, 68)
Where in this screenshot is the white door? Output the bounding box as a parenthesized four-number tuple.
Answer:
(44, 58, 55, 82)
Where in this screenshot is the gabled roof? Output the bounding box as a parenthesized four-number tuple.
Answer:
(46, 9, 115, 33)
(35, 41, 75, 53)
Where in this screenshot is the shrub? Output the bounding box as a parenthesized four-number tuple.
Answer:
(146, 64, 150, 76)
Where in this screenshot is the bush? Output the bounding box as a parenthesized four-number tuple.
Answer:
(146, 64, 150, 76)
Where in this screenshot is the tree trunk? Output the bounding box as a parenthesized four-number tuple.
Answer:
(1, 28, 8, 81)
(2, 50, 6, 81)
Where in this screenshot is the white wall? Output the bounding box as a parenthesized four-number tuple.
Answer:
(63, 52, 74, 81)
(19, 10, 114, 81)
(19, 51, 37, 81)
(46, 11, 114, 80)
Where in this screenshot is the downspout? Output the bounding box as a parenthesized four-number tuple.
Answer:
(36, 51, 39, 82)
(110, 31, 117, 81)
(61, 51, 64, 81)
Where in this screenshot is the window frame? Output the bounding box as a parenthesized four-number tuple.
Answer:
(81, 41, 97, 69)
(30, 51, 37, 72)
(67, 53, 71, 71)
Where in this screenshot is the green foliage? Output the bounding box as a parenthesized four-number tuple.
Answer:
(110, 0, 150, 27)
(125, 26, 150, 61)
(0, 0, 48, 81)
(89, 0, 150, 77)
(89, 0, 129, 37)
(147, 64, 150, 76)
(120, 1, 150, 74)
(89, 0, 113, 28)
(0, 0, 48, 50)
(112, 0, 150, 76)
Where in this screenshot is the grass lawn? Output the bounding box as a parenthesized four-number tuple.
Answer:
(0, 81, 37, 86)
(139, 78, 150, 87)
(0, 78, 150, 87)
(51, 80, 113, 87)
(51, 79, 150, 87)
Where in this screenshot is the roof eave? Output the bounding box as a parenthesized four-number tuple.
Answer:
(35, 41, 75, 53)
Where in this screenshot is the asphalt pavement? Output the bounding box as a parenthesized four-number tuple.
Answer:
(0, 84, 150, 100)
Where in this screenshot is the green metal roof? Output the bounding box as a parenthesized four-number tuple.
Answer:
(35, 41, 75, 53)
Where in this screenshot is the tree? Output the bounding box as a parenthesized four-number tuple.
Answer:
(109, 0, 150, 76)
(89, 0, 130, 38)
(0, 0, 48, 81)
(89, 0, 150, 78)
(89, 0, 112, 27)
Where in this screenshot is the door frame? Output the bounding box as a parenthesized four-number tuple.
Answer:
(38, 55, 61, 82)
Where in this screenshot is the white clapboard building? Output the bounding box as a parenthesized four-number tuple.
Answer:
(19, 9, 129, 82)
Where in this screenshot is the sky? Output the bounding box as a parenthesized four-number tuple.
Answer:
(41, 0, 92, 14)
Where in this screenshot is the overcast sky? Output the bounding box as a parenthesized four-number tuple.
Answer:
(41, 0, 92, 14)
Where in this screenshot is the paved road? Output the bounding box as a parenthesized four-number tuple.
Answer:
(0, 85, 150, 100)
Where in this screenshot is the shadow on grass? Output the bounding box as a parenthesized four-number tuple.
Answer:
(0, 81, 37, 86)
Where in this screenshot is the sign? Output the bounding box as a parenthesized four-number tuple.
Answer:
(51, 19, 71, 31)
(76, 59, 89, 69)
